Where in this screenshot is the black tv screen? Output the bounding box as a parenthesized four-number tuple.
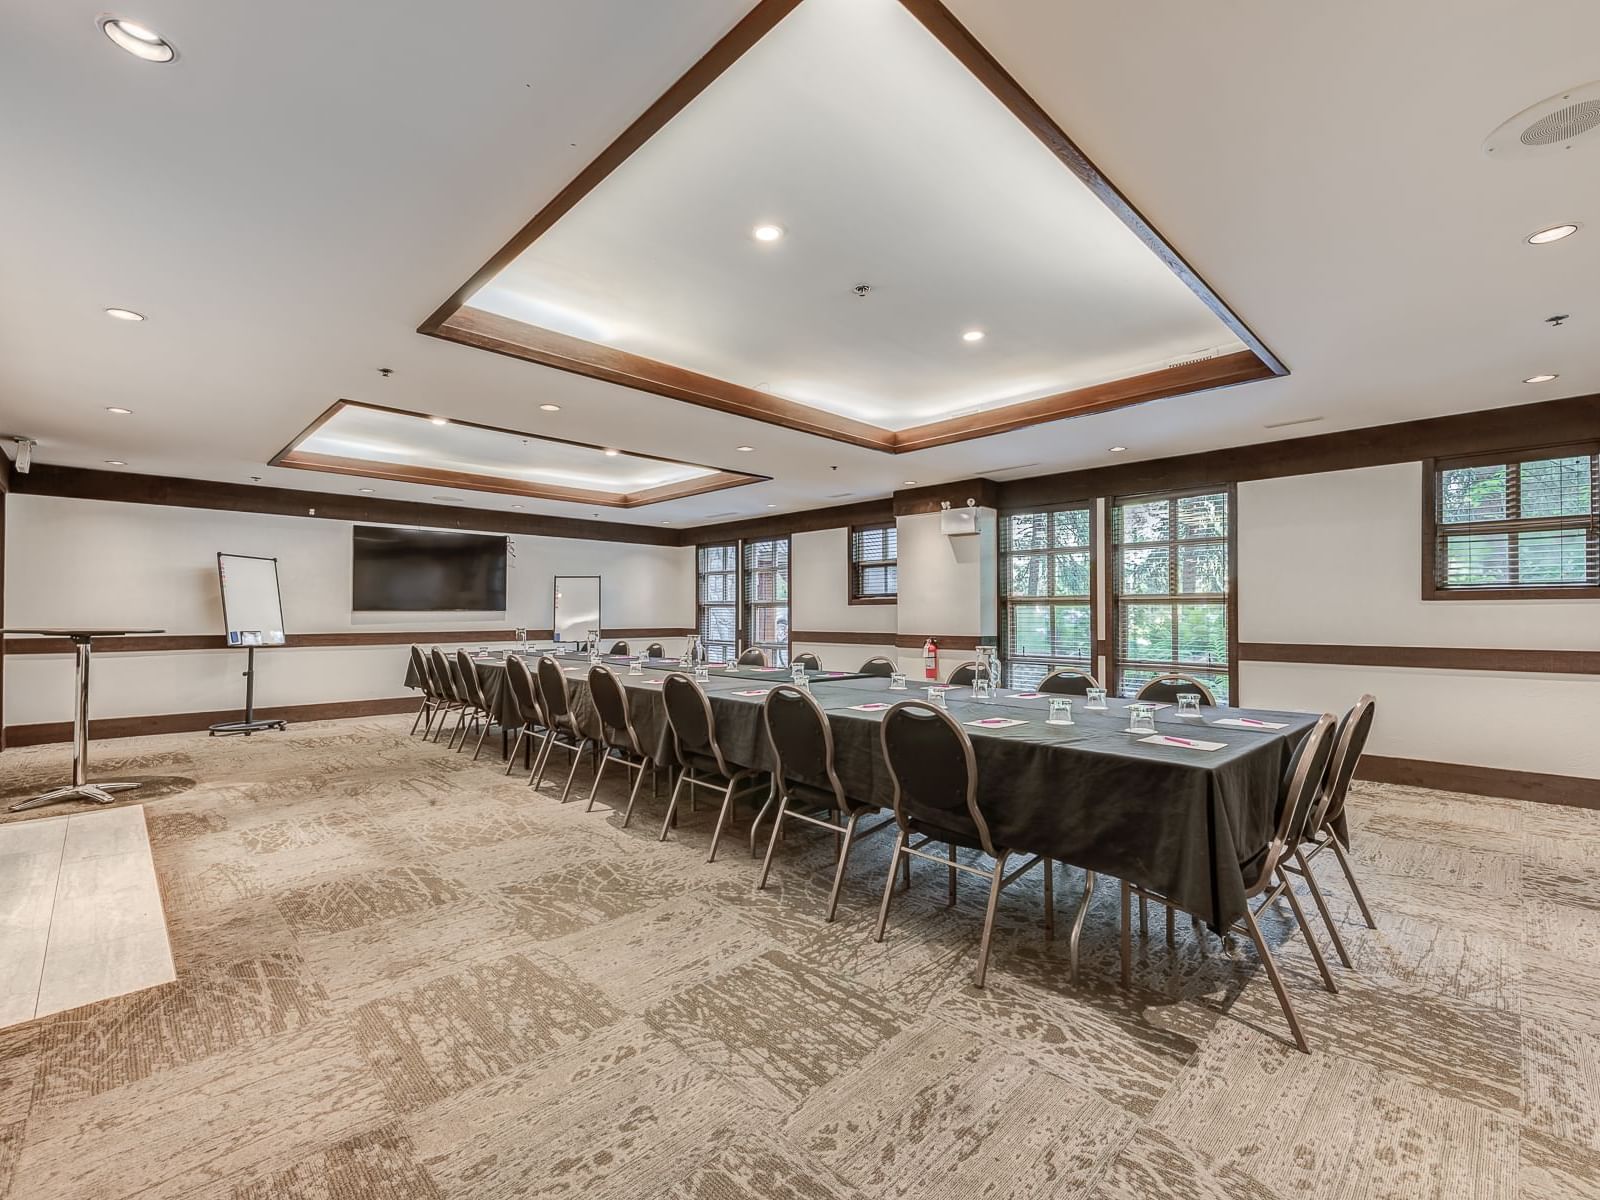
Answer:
(352, 526, 507, 612)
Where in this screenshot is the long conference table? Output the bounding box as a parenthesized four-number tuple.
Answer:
(417, 651, 1319, 931)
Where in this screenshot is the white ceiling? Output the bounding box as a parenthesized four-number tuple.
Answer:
(475, 0, 1245, 429)
(297, 405, 718, 492)
(2, 0, 1597, 529)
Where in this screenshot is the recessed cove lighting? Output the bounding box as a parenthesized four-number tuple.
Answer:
(736, 445, 755, 452)
(104, 459, 127, 466)
(429, 416, 449, 426)
(539, 403, 561, 411)
(1527, 223, 1580, 245)
(752, 224, 784, 242)
(961, 329, 985, 343)
(104, 307, 145, 321)
(1108, 445, 1128, 453)
(358, 487, 374, 493)
(1523, 373, 1559, 384)
(98, 17, 176, 63)
(105, 406, 133, 414)
(603, 448, 620, 457)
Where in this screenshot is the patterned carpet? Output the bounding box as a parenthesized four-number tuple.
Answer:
(0, 715, 1596, 1199)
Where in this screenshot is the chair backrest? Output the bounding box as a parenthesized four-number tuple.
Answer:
(661, 672, 733, 775)
(608, 640, 630, 656)
(792, 651, 822, 671)
(1251, 713, 1337, 892)
(456, 649, 491, 711)
(408, 645, 431, 694)
(945, 660, 978, 686)
(880, 700, 995, 855)
(534, 655, 573, 724)
(1039, 668, 1099, 696)
(430, 649, 460, 703)
(587, 664, 642, 754)
(1135, 674, 1218, 706)
(1314, 694, 1376, 832)
(504, 655, 544, 725)
(762, 684, 845, 809)
(645, 642, 665, 659)
(858, 655, 896, 677)
(736, 647, 769, 667)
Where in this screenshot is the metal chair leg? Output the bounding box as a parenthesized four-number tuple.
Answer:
(1330, 838, 1378, 929)
(659, 771, 688, 842)
(1069, 870, 1096, 983)
(528, 731, 556, 790)
(471, 713, 494, 760)
(1296, 849, 1353, 969)
(748, 783, 777, 858)
(707, 778, 739, 863)
(822, 811, 861, 923)
(584, 749, 613, 811)
(410, 699, 430, 735)
(874, 830, 907, 943)
(620, 761, 649, 827)
(505, 727, 527, 775)
(1279, 870, 1338, 994)
(973, 850, 1011, 988)
(902, 845, 913, 891)
(558, 741, 587, 804)
(756, 795, 790, 892)
(1242, 903, 1310, 1054)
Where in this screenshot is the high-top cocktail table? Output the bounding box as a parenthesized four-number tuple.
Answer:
(3, 628, 164, 812)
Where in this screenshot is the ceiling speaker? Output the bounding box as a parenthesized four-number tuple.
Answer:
(1484, 80, 1600, 159)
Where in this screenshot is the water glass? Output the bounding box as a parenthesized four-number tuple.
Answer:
(791, 662, 806, 683)
(889, 671, 907, 691)
(796, 675, 812, 694)
(1047, 697, 1073, 725)
(693, 665, 710, 684)
(1177, 693, 1201, 716)
(1129, 704, 1156, 735)
(1086, 687, 1108, 710)
(927, 686, 949, 709)
(972, 676, 992, 702)
(629, 656, 644, 676)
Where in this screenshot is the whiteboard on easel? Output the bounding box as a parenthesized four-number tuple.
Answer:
(218, 553, 287, 647)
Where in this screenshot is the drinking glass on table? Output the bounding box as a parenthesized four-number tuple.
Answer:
(927, 685, 949, 709)
(972, 676, 992, 702)
(889, 670, 907, 691)
(1177, 693, 1201, 716)
(1128, 704, 1156, 735)
(1086, 687, 1107, 710)
(1047, 697, 1073, 725)
(629, 656, 644, 676)
(791, 661, 806, 683)
(694, 665, 710, 684)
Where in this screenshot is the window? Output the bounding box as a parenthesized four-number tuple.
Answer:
(1426, 446, 1599, 599)
(742, 537, 791, 667)
(1110, 488, 1233, 704)
(999, 505, 1094, 689)
(696, 543, 739, 663)
(849, 523, 898, 602)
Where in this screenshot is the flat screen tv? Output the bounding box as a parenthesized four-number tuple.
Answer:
(352, 525, 507, 612)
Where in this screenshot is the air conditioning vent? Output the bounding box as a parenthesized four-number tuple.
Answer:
(1485, 81, 1600, 158)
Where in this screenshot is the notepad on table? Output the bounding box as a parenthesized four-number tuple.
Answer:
(1212, 717, 1288, 730)
(732, 688, 771, 696)
(1139, 734, 1225, 751)
(849, 702, 891, 711)
(966, 717, 1027, 729)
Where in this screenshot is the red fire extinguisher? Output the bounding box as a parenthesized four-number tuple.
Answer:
(923, 637, 938, 680)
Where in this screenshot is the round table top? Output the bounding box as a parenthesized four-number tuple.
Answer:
(0, 629, 166, 637)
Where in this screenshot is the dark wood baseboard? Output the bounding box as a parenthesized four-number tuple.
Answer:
(4, 696, 421, 747)
(4, 628, 694, 656)
(791, 630, 897, 646)
(894, 633, 984, 651)
(1356, 755, 1598, 809)
(1240, 642, 1600, 676)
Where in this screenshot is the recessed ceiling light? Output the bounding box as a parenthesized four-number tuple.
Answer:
(358, 487, 374, 493)
(104, 307, 145, 321)
(105, 406, 133, 414)
(902, 480, 918, 486)
(511, 504, 524, 510)
(1527, 224, 1580, 245)
(736, 445, 755, 452)
(1108, 445, 1128, 453)
(767, 503, 778, 508)
(603, 448, 620, 457)
(539, 403, 561, 412)
(752, 224, 784, 242)
(104, 459, 127, 466)
(1523, 373, 1559, 384)
(98, 17, 176, 63)
(429, 416, 448, 426)
(961, 329, 985, 343)
(660, 520, 670, 525)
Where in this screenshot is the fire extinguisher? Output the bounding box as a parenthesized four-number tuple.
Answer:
(923, 637, 938, 681)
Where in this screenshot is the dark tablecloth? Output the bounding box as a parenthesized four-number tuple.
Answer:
(408, 653, 1317, 928)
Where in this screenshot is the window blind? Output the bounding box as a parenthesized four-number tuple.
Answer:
(695, 543, 738, 663)
(849, 523, 898, 600)
(998, 505, 1093, 689)
(741, 536, 791, 666)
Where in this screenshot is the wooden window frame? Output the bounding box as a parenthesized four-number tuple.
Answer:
(1422, 442, 1600, 601)
(996, 500, 1097, 689)
(694, 536, 793, 665)
(847, 521, 898, 605)
(1106, 483, 1239, 704)
(694, 542, 740, 663)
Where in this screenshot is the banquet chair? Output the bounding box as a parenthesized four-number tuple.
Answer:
(660, 673, 770, 861)
(1135, 674, 1218, 705)
(584, 664, 656, 823)
(736, 647, 769, 667)
(407, 645, 441, 736)
(608, 640, 630, 656)
(645, 642, 665, 659)
(858, 656, 896, 677)
(875, 700, 1054, 987)
(1120, 711, 1339, 1053)
(1039, 668, 1100, 696)
(792, 651, 822, 671)
(501, 655, 548, 776)
(427, 649, 467, 745)
(531, 655, 592, 803)
(454, 649, 503, 760)
(945, 660, 978, 686)
(758, 684, 894, 921)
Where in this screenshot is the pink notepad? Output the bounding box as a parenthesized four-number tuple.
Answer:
(1213, 717, 1288, 730)
(1139, 734, 1225, 751)
(732, 688, 771, 697)
(1010, 692, 1046, 700)
(966, 717, 1027, 729)
(849, 702, 891, 711)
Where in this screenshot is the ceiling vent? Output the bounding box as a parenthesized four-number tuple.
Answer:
(1484, 81, 1600, 159)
